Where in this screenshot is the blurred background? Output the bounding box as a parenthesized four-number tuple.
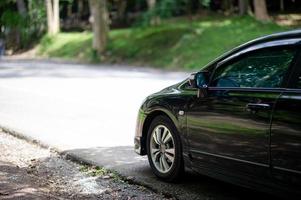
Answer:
(0, 0, 301, 70)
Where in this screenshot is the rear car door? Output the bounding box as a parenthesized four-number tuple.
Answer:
(271, 49, 301, 194)
(186, 42, 299, 187)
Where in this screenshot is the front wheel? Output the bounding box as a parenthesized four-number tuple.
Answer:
(146, 115, 184, 182)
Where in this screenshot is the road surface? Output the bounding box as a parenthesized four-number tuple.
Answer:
(0, 59, 271, 200)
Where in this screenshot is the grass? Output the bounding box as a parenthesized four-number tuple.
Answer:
(37, 15, 290, 70)
(79, 164, 121, 181)
(38, 32, 94, 61)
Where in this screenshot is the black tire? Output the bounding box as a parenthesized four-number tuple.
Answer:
(146, 115, 184, 182)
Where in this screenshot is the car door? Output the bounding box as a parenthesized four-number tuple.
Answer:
(270, 49, 301, 194)
(186, 44, 298, 185)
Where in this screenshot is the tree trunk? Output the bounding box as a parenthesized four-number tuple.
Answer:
(16, 0, 27, 17)
(15, 0, 27, 47)
(78, 0, 84, 18)
(239, 0, 248, 15)
(46, 0, 53, 33)
(89, 0, 109, 54)
(116, 0, 127, 23)
(253, 0, 269, 21)
(280, 0, 284, 12)
(53, 0, 60, 33)
(146, 0, 160, 25)
(221, 0, 235, 15)
(67, 2, 72, 17)
(45, 0, 60, 35)
(146, 0, 156, 10)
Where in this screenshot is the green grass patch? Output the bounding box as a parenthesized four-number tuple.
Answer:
(79, 164, 121, 181)
(37, 15, 290, 70)
(38, 32, 95, 62)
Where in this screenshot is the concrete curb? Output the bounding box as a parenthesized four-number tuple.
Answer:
(0, 126, 55, 151)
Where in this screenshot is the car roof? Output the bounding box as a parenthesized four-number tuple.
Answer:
(202, 29, 301, 70)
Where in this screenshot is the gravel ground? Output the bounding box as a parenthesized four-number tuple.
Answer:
(0, 130, 171, 200)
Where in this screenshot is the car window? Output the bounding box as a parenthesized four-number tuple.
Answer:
(211, 48, 296, 88)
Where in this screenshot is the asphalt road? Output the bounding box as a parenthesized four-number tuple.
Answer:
(0, 59, 272, 200)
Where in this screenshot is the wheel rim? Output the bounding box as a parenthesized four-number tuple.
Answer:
(150, 125, 175, 173)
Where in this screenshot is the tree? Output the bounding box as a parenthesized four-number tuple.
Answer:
(77, 0, 84, 18)
(147, 0, 156, 10)
(221, 0, 234, 14)
(146, 0, 161, 25)
(45, 0, 60, 35)
(116, 0, 127, 23)
(280, 0, 284, 12)
(16, 0, 27, 16)
(14, 0, 27, 46)
(253, 0, 269, 21)
(89, 0, 109, 54)
(238, 0, 248, 16)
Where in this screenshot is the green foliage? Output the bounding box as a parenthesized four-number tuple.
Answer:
(79, 164, 121, 181)
(0, 0, 46, 50)
(27, 0, 47, 35)
(139, 0, 211, 26)
(0, 9, 29, 49)
(138, 0, 178, 26)
(0, 0, 15, 7)
(38, 32, 94, 61)
(1, 10, 25, 27)
(201, 0, 211, 7)
(108, 15, 289, 70)
(38, 15, 290, 70)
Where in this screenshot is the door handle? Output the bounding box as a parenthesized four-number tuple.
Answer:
(246, 103, 271, 111)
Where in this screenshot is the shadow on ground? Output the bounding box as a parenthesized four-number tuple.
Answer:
(0, 160, 103, 200)
(0, 59, 188, 79)
(65, 146, 277, 200)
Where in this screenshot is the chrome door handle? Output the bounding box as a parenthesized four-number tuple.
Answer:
(246, 103, 271, 111)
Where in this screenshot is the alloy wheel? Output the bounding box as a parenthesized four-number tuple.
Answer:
(150, 125, 175, 173)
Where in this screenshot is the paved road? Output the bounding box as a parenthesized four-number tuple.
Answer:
(0, 59, 272, 200)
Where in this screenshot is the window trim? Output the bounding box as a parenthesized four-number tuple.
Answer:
(286, 49, 301, 89)
(208, 40, 301, 90)
(208, 87, 286, 93)
(216, 39, 301, 68)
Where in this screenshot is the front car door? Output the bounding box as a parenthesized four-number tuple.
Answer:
(186, 41, 299, 189)
(270, 48, 301, 195)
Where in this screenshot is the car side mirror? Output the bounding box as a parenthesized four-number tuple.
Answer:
(188, 71, 209, 98)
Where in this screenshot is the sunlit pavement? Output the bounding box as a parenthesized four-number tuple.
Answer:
(0, 59, 270, 199)
(0, 59, 188, 148)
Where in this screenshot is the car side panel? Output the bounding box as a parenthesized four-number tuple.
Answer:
(186, 88, 277, 190)
(270, 90, 301, 196)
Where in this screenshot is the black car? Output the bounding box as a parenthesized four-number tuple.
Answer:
(134, 30, 301, 197)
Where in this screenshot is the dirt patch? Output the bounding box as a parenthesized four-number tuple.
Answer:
(273, 14, 301, 27)
(0, 130, 171, 199)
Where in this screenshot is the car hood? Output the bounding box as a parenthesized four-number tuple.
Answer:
(147, 80, 185, 99)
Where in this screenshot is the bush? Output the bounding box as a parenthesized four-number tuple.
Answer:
(137, 0, 212, 26)
(0, 0, 46, 51)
